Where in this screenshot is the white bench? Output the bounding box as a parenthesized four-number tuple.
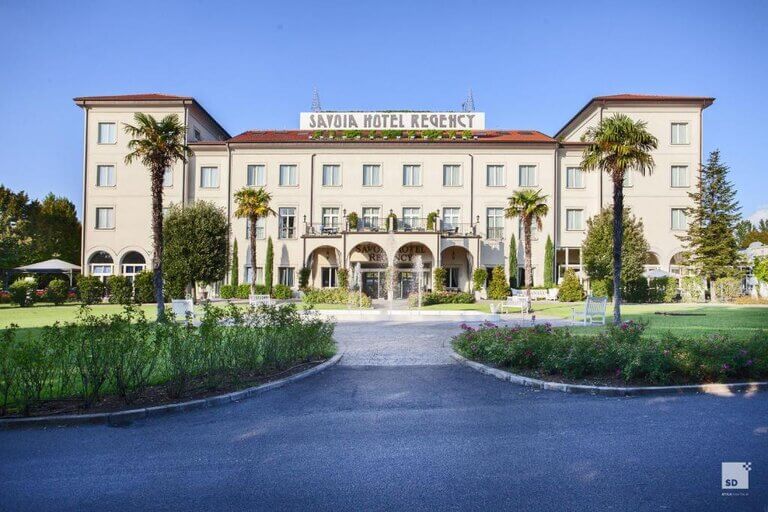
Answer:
(249, 294, 275, 307)
(571, 296, 608, 325)
(171, 299, 195, 320)
(500, 295, 531, 315)
(546, 288, 559, 301)
(510, 288, 558, 301)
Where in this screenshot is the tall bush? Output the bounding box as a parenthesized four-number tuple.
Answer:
(231, 239, 239, 287)
(433, 267, 447, 292)
(649, 277, 677, 303)
(473, 267, 487, 292)
(338, 268, 349, 288)
(543, 235, 554, 288)
(134, 271, 155, 303)
(9, 279, 36, 307)
(590, 278, 612, 298)
(45, 279, 69, 305)
(77, 275, 105, 305)
(558, 269, 584, 301)
(487, 266, 509, 300)
(508, 235, 518, 288)
(713, 277, 741, 302)
(299, 267, 311, 289)
(107, 275, 133, 305)
(265, 237, 274, 293)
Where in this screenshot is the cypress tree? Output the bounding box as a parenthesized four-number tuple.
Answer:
(508, 235, 518, 288)
(544, 235, 554, 288)
(679, 150, 741, 295)
(230, 239, 239, 287)
(265, 237, 274, 292)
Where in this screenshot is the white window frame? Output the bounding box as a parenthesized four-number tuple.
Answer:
(97, 122, 117, 144)
(446, 267, 460, 289)
(245, 217, 266, 240)
(442, 164, 462, 187)
(245, 266, 264, 285)
(247, 164, 266, 187)
(95, 207, 115, 230)
(362, 207, 381, 229)
(402, 207, 422, 229)
(565, 209, 584, 231)
(671, 122, 690, 145)
(442, 207, 460, 231)
(671, 165, 689, 188)
(518, 219, 540, 241)
(565, 167, 584, 189)
(486, 208, 504, 239)
(623, 170, 633, 188)
(90, 264, 114, 276)
(96, 165, 116, 187)
(486, 164, 505, 187)
(322, 164, 341, 187)
(278, 267, 295, 287)
(278, 207, 297, 239)
(363, 164, 382, 187)
(279, 164, 298, 187)
(322, 207, 340, 228)
(200, 166, 220, 188)
(321, 267, 338, 288)
(518, 165, 538, 187)
(671, 208, 688, 231)
(402, 164, 422, 187)
(163, 168, 173, 188)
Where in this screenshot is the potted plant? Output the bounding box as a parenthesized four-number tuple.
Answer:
(426, 211, 438, 231)
(347, 211, 359, 230)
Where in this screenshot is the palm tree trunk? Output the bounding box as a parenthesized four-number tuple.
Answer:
(612, 180, 623, 324)
(524, 217, 533, 298)
(151, 167, 165, 319)
(249, 216, 258, 293)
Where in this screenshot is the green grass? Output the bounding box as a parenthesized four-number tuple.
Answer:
(0, 303, 161, 328)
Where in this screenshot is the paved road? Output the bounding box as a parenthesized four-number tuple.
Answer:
(1, 321, 766, 511)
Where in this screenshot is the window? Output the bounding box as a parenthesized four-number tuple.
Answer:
(566, 209, 584, 231)
(446, 267, 459, 289)
(278, 207, 296, 239)
(278, 267, 294, 287)
(247, 165, 266, 187)
(566, 167, 584, 189)
(245, 217, 266, 240)
(671, 208, 688, 231)
(518, 165, 537, 187)
(163, 168, 173, 188)
(245, 266, 264, 285)
(193, 128, 202, 141)
(486, 208, 504, 239)
(90, 264, 113, 276)
(321, 267, 337, 288)
(671, 123, 689, 145)
(623, 171, 633, 188)
(122, 263, 146, 276)
(322, 207, 340, 228)
(95, 207, 114, 229)
(486, 165, 505, 187)
(443, 165, 461, 187)
(96, 165, 115, 187)
(671, 165, 689, 188)
(403, 164, 422, 186)
(362, 207, 381, 229)
(97, 122, 116, 144)
(162, 207, 170, 218)
(519, 219, 540, 241)
(200, 167, 219, 188)
(279, 164, 297, 186)
(322, 164, 341, 186)
(402, 207, 421, 230)
(363, 164, 381, 186)
(442, 207, 460, 231)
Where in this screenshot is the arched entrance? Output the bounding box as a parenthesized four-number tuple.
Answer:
(669, 252, 687, 277)
(644, 252, 661, 272)
(120, 251, 147, 280)
(88, 251, 114, 282)
(440, 246, 473, 292)
(394, 242, 433, 299)
(306, 245, 342, 288)
(348, 242, 388, 298)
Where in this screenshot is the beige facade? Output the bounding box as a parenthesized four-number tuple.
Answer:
(76, 93, 713, 297)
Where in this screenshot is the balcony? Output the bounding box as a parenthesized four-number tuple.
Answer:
(440, 223, 476, 237)
(301, 216, 481, 238)
(305, 223, 342, 236)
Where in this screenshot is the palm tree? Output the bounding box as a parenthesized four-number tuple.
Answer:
(581, 113, 657, 324)
(505, 189, 549, 298)
(124, 113, 189, 319)
(234, 187, 276, 292)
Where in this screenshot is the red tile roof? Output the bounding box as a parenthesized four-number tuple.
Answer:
(223, 129, 556, 144)
(73, 93, 193, 102)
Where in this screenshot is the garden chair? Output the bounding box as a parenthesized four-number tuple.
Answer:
(546, 289, 559, 301)
(249, 294, 275, 307)
(570, 296, 608, 325)
(500, 295, 531, 315)
(171, 299, 195, 321)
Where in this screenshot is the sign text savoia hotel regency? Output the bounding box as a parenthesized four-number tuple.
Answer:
(75, 93, 713, 299)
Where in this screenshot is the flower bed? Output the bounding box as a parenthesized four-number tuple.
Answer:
(0, 303, 335, 417)
(452, 321, 768, 385)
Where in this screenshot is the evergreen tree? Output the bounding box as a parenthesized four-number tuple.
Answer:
(487, 266, 509, 300)
(544, 235, 554, 288)
(508, 235, 518, 288)
(679, 150, 741, 294)
(734, 220, 755, 249)
(230, 239, 239, 287)
(264, 237, 274, 292)
(582, 207, 649, 286)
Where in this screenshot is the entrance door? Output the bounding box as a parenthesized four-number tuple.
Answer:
(362, 271, 382, 298)
(399, 272, 414, 299)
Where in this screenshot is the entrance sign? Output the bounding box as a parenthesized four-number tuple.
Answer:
(300, 112, 485, 131)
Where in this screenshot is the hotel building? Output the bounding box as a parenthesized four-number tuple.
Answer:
(75, 93, 714, 298)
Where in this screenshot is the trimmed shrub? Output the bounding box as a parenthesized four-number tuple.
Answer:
(133, 271, 155, 303)
(272, 284, 292, 299)
(303, 287, 372, 308)
(472, 267, 487, 292)
(649, 277, 678, 303)
(45, 279, 69, 305)
(220, 285, 236, 299)
(409, 291, 474, 307)
(337, 268, 349, 289)
(558, 269, 584, 302)
(107, 275, 133, 305)
(299, 267, 311, 289)
(590, 278, 612, 298)
(77, 275, 105, 305)
(680, 275, 706, 303)
(9, 279, 36, 307)
(713, 277, 741, 303)
(487, 266, 508, 300)
(623, 278, 649, 303)
(433, 267, 447, 292)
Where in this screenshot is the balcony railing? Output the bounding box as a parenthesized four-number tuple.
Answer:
(399, 218, 428, 232)
(350, 219, 386, 232)
(300, 218, 481, 237)
(305, 223, 342, 236)
(441, 223, 476, 236)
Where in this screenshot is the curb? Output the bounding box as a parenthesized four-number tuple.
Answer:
(0, 353, 343, 429)
(451, 352, 768, 397)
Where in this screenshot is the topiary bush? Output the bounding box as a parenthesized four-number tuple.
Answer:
(409, 291, 474, 307)
(337, 268, 349, 289)
(472, 267, 487, 292)
(680, 275, 706, 302)
(299, 267, 311, 290)
(45, 279, 69, 305)
(648, 277, 678, 303)
(590, 278, 612, 298)
(77, 275, 105, 305)
(9, 279, 36, 307)
(272, 284, 293, 299)
(220, 285, 236, 299)
(558, 269, 584, 302)
(433, 267, 447, 292)
(107, 275, 133, 305)
(713, 277, 742, 303)
(623, 278, 649, 303)
(487, 266, 509, 300)
(303, 287, 372, 308)
(133, 271, 155, 303)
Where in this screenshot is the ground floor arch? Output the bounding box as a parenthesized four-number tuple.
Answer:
(440, 246, 474, 292)
(644, 251, 661, 272)
(87, 250, 115, 281)
(393, 242, 434, 298)
(669, 252, 687, 277)
(348, 242, 389, 298)
(306, 245, 342, 288)
(120, 250, 147, 279)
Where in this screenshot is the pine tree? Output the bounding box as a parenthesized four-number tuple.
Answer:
(264, 237, 274, 292)
(508, 235, 518, 288)
(679, 150, 741, 294)
(544, 235, 554, 288)
(230, 239, 239, 287)
(582, 207, 649, 285)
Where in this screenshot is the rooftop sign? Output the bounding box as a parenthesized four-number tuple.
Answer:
(300, 112, 485, 131)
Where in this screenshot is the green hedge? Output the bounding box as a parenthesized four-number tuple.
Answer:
(303, 287, 372, 308)
(77, 275, 105, 305)
(409, 291, 474, 306)
(45, 279, 69, 305)
(9, 280, 36, 307)
(134, 271, 155, 303)
(220, 284, 270, 299)
(453, 321, 768, 385)
(107, 275, 133, 305)
(272, 284, 293, 299)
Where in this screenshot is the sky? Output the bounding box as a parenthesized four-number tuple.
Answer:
(1, 0, 766, 223)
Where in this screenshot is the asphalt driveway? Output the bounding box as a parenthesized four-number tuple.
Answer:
(1, 321, 766, 511)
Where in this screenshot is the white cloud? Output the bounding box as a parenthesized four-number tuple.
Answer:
(748, 206, 768, 224)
